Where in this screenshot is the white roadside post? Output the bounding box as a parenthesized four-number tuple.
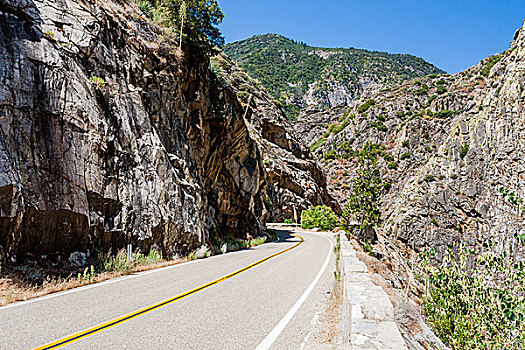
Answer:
(127, 244, 132, 261)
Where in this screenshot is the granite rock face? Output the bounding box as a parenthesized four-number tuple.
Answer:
(0, 0, 271, 262)
(0, 0, 337, 264)
(293, 20, 525, 350)
(211, 54, 340, 221)
(295, 20, 525, 270)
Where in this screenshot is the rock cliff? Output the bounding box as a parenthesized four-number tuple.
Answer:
(0, 0, 334, 264)
(211, 54, 339, 221)
(295, 19, 525, 290)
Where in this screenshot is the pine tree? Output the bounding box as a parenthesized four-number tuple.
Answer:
(342, 141, 383, 242)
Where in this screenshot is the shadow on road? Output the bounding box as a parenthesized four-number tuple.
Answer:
(274, 230, 300, 243)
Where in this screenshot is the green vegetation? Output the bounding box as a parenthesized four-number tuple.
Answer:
(434, 110, 454, 119)
(101, 248, 163, 274)
(89, 76, 106, 89)
(400, 152, 411, 160)
(316, 112, 354, 143)
(422, 244, 525, 349)
(388, 161, 398, 170)
(224, 34, 444, 121)
(310, 137, 326, 152)
(328, 115, 350, 134)
(43, 30, 55, 40)
(342, 142, 383, 242)
(402, 140, 410, 148)
(480, 54, 502, 77)
(323, 150, 337, 161)
(499, 187, 525, 212)
(301, 205, 339, 231)
(282, 103, 300, 121)
(370, 120, 387, 132)
(77, 265, 95, 283)
(336, 140, 358, 160)
(423, 174, 436, 182)
(357, 99, 376, 114)
(133, 0, 224, 55)
(208, 230, 269, 255)
(459, 143, 469, 159)
(264, 195, 271, 208)
(415, 83, 429, 95)
(436, 84, 447, 95)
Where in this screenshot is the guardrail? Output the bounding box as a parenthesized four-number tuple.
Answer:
(266, 223, 301, 228)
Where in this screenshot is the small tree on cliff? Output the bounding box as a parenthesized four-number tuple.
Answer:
(178, 0, 187, 50)
(342, 141, 383, 242)
(151, 0, 224, 54)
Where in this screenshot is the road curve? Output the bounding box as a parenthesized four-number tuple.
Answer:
(0, 231, 334, 349)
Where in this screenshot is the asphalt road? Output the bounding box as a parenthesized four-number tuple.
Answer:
(0, 230, 335, 349)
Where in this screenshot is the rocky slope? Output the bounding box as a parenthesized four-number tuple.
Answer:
(225, 34, 444, 120)
(0, 0, 334, 265)
(211, 53, 339, 221)
(294, 18, 525, 326)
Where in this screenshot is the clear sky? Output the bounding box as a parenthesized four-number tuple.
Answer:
(218, 0, 525, 73)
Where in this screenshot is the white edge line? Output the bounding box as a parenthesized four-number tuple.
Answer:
(0, 236, 285, 312)
(255, 232, 333, 350)
(299, 311, 320, 350)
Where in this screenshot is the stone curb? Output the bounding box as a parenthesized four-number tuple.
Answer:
(340, 232, 408, 350)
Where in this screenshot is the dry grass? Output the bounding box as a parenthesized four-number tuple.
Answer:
(0, 258, 186, 307)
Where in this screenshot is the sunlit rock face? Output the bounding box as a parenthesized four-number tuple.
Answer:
(295, 20, 525, 260)
(0, 0, 267, 261)
(0, 0, 337, 263)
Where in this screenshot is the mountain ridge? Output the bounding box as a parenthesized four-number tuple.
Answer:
(224, 33, 445, 120)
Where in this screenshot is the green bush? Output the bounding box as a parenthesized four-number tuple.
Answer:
(323, 150, 337, 160)
(100, 248, 163, 274)
(139, 0, 225, 55)
(357, 99, 376, 114)
(89, 76, 106, 89)
(301, 206, 339, 231)
(342, 142, 383, 242)
(388, 161, 398, 169)
(383, 154, 394, 162)
(422, 245, 525, 349)
(434, 110, 454, 119)
(415, 83, 429, 96)
(370, 121, 387, 132)
(436, 85, 447, 95)
(459, 143, 469, 159)
(310, 137, 326, 152)
(480, 54, 502, 77)
(400, 152, 411, 160)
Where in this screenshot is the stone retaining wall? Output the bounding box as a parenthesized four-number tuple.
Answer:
(341, 232, 407, 350)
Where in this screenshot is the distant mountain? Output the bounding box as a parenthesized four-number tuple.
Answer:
(224, 34, 444, 121)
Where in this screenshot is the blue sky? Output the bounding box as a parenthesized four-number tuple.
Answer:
(218, 0, 525, 73)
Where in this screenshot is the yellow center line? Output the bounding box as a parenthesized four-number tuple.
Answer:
(34, 234, 304, 349)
